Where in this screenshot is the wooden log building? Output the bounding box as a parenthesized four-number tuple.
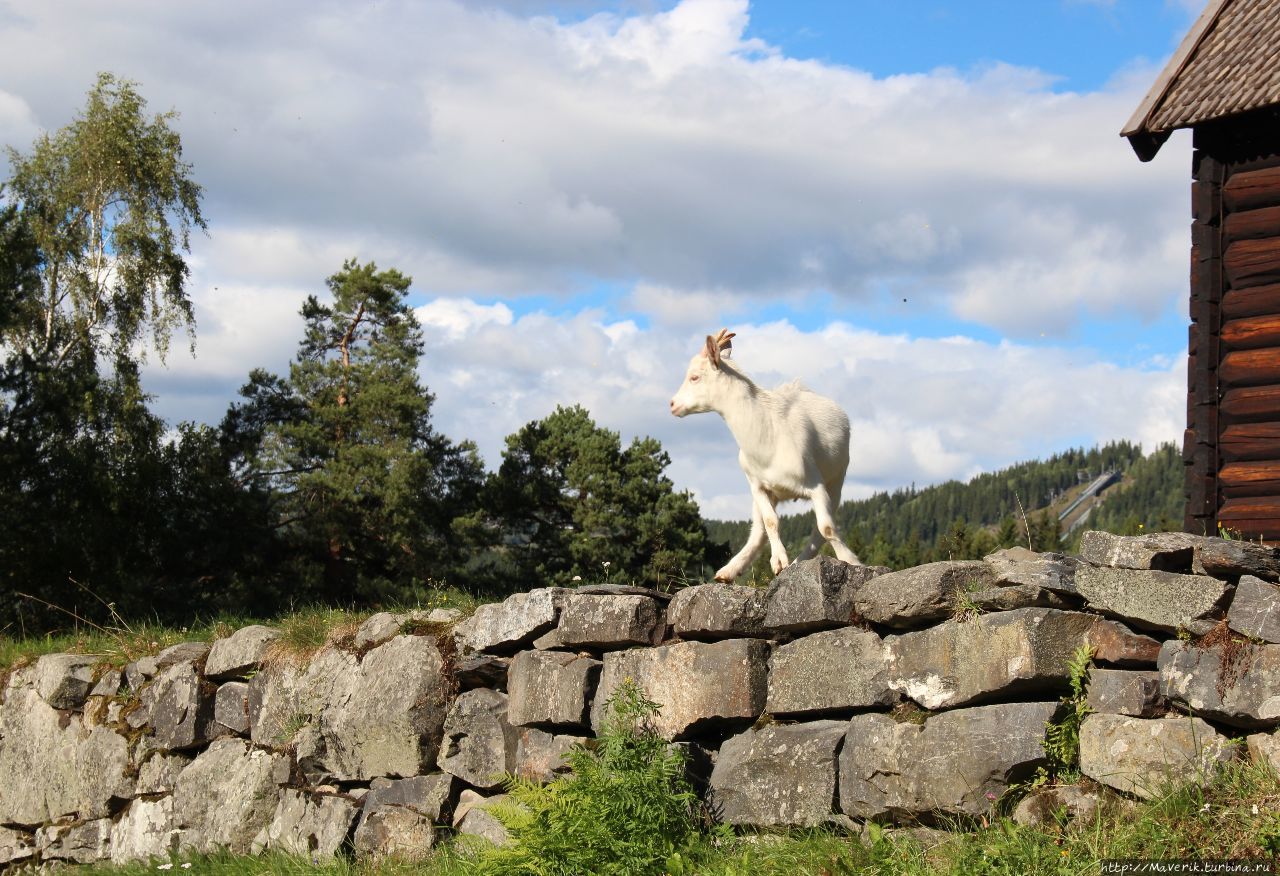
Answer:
(1123, 0, 1280, 539)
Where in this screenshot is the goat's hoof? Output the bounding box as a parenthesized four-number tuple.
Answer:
(713, 568, 736, 583)
(770, 558, 786, 574)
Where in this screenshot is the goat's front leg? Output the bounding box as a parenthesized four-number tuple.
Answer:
(811, 480, 862, 565)
(748, 483, 788, 574)
(715, 499, 767, 583)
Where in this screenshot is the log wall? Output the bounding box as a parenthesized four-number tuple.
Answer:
(1189, 112, 1280, 540)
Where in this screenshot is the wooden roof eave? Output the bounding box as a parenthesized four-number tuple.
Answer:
(1121, 0, 1233, 161)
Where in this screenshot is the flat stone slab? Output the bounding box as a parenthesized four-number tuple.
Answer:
(507, 650, 600, 730)
(1228, 575, 1280, 643)
(455, 654, 510, 691)
(709, 720, 847, 827)
(764, 557, 887, 634)
(1078, 531, 1198, 572)
(456, 588, 568, 654)
(557, 594, 660, 648)
(766, 627, 898, 717)
(855, 561, 994, 629)
(886, 609, 1126, 711)
(592, 638, 769, 740)
(1086, 669, 1166, 718)
(839, 701, 1058, 821)
(1079, 714, 1236, 799)
(1073, 566, 1231, 635)
(667, 583, 768, 640)
(983, 547, 1080, 595)
(1158, 639, 1280, 729)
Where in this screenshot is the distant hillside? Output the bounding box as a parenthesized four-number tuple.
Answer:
(703, 441, 1182, 575)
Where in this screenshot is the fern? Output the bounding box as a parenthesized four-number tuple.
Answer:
(1042, 644, 1094, 778)
(470, 680, 703, 876)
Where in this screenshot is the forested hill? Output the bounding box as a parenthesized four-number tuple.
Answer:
(703, 441, 1183, 572)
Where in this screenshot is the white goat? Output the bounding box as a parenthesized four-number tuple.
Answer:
(670, 329, 862, 582)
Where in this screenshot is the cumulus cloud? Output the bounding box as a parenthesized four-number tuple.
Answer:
(0, 0, 1188, 339)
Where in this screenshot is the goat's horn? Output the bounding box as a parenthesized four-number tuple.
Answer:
(714, 329, 735, 355)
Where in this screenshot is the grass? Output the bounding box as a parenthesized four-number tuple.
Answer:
(0, 585, 487, 678)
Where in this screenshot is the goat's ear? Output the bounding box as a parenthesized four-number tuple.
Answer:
(704, 334, 722, 369)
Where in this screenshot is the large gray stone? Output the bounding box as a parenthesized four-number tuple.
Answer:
(708, 720, 847, 827)
(766, 627, 898, 716)
(135, 752, 191, 796)
(438, 688, 518, 790)
(249, 634, 449, 781)
(966, 584, 1076, 612)
(1247, 732, 1280, 772)
(456, 588, 567, 654)
(1078, 531, 1198, 572)
(1011, 785, 1100, 829)
(1086, 669, 1165, 718)
(352, 774, 456, 859)
(0, 685, 133, 825)
(136, 660, 218, 751)
(557, 594, 660, 648)
(1073, 566, 1231, 635)
(591, 638, 770, 740)
(1079, 714, 1236, 799)
(254, 789, 360, 859)
(37, 817, 112, 865)
(354, 612, 406, 650)
(32, 653, 98, 710)
(155, 641, 212, 670)
(764, 557, 887, 633)
(215, 680, 250, 734)
(205, 624, 280, 680)
(839, 701, 1058, 821)
(0, 826, 34, 867)
(1196, 537, 1280, 581)
(1158, 639, 1280, 729)
(514, 727, 582, 782)
(453, 790, 513, 847)
(667, 583, 769, 640)
(110, 797, 180, 863)
(887, 609, 1117, 711)
(1228, 575, 1280, 643)
(172, 737, 287, 854)
(983, 547, 1080, 595)
(507, 649, 600, 729)
(855, 561, 994, 629)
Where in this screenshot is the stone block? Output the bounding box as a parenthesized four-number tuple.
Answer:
(507, 649, 600, 729)
(1011, 785, 1100, 829)
(1078, 531, 1197, 572)
(709, 720, 847, 827)
(855, 561, 994, 629)
(453, 790, 513, 847)
(205, 625, 280, 680)
(1158, 639, 1280, 729)
(1079, 714, 1235, 799)
(514, 727, 583, 782)
(438, 688, 518, 790)
(766, 627, 897, 717)
(110, 797, 179, 863)
(215, 680, 250, 734)
(1074, 566, 1231, 635)
(1246, 732, 1280, 772)
(254, 789, 359, 859)
(1228, 575, 1280, 643)
(173, 737, 287, 854)
(33, 653, 98, 710)
(137, 660, 217, 751)
(592, 638, 769, 740)
(983, 547, 1080, 595)
(456, 588, 567, 654)
(839, 702, 1058, 821)
(37, 817, 112, 864)
(887, 609, 1110, 711)
(1086, 669, 1165, 718)
(765, 556, 887, 633)
(667, 583, 768, 640)
(136, 752, 191, 796)
(353, 612, 405, 650)
(557, 594, 660, 648)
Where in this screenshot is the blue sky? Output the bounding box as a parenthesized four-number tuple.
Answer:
(0, 0, 1202, 519)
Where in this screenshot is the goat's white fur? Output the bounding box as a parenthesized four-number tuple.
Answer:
(669, 329, 862, 582)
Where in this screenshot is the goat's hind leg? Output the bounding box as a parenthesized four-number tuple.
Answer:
(811, 481, 862, 566)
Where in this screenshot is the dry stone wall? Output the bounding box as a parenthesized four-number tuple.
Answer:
(4, 532, 1280, 868)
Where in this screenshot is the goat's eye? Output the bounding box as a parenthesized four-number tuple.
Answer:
(689, 375, 699, 382)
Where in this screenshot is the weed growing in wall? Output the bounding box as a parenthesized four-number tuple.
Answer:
(467, 679, 705, 876)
